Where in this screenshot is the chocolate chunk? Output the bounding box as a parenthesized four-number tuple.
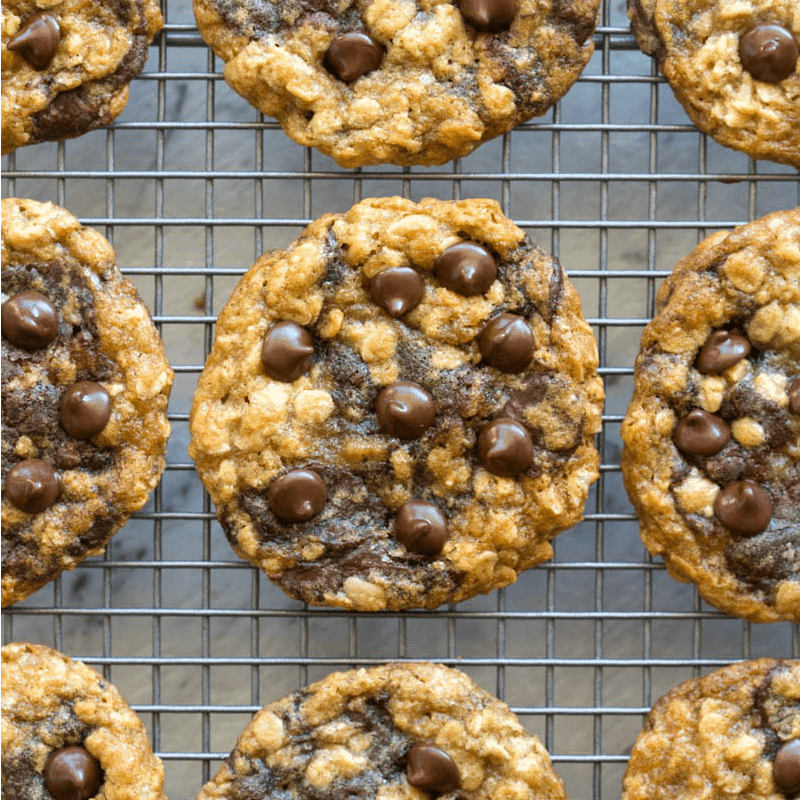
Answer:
(407, 742, 461, 793)
(261, 321, 314, 382)
(774, 739, 800, 796)
(60, 381, 112, 440)
(1, 290, 59, 350)
(7, 11, 61, 71)
(739, 23, 799, 84)
(477, 418, 534, 476)
(376, 382, 436, 440)
(672, 409, 731, 456)
(395, 501, 449, 555)
(478, 313, 534, 373)
(268, 469, 326, 523)
(458, 0, 516, 32)
(714, 479, 772, 536)
(323, 32, 384, 82)
(789, 377, 800, 415)
(370, 267, 424, 317)
(4, 459, 60, 513)
(695, 330, 751, 374)
(45, 746, 103, 800)
(434, 242, 497, 297)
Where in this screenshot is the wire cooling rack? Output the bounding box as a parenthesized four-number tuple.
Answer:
(2, 1, 799, 798)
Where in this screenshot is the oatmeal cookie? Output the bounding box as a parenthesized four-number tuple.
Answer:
(189, 196, 603, 611)
(192, 0, 600, 167)
(1, 198, 173, 607)
(621, 208, 800, 623)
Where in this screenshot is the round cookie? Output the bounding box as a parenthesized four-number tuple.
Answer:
(189, 196, 603, 611)
(196, 661, 568, 800)
(1, 642, 167, 800)
(627, 0, 800, 168)
(1, 198, 174, 607)
(622, 659, 800, 800)
(621, 208, 800, 623)
(2, 0, 163, 154)
(192, 0, 600, 167)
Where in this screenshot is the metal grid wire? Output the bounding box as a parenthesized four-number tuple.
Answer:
(2, 1, 799, 798)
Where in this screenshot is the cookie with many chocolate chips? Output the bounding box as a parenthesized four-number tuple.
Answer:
(622, 659, 800, 800)
(1, 642, 167, 800)
(621, 208, 800, 623)
(1, 0, 163, 154)
(192, 0, 600, 167)
(1, 198, 173, 607)
(189, 196, 603, 611)
(196, 661, 568, 800)
(627, 0, 799, 168)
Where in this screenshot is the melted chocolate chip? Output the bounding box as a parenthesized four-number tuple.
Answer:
(774, 739, 800, 796)
(478, 313, 534, 373)
(1, 290, 59, 350)
(261, 321, 314, 382)
(323, 32, 384, 82)
(45, 746, 103, 800)
(370, 267, 424, 318)
(60, 381, 112, 440)
(407, 742, 461, 794)
(434, 242, 497, 297)
(7, 11, 61, 70)
(376, 382, 436, 440)
(458, 0, 516, 32)
(789, 377, 800, 415)
(739, 23, 799, 83)
(4, 459, 60, 513)
(477, 418, 534, 476)
(714, 479, 772, 536)
(695, 330, 751, 374)
(268, 469, 326, 523)
(395, 501, 449, 555)
(672, 409, 731, 456)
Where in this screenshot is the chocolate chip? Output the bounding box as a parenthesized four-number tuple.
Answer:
(458, 0, 516, 32)
(376, 382, 436, 440)
(478, 313, 534, 373)
(434, 242, 497, 297)
(323, 32, 384, 82)
(395, 501, 448, 555)
(672, 409, 731, 456)
(1, 290, 59, 350)
(739, 23, 799, 83)
(789, 378, 800, 415)
(714, 479, 772, 536)
(60, 381, 112, 440)
(45, 746, 103, 800)
(4, 459, 60, 513)
(7, 11, 61, 71)
(695, 330, 751, 374)
(370, 267, 424, 318)
(478, 418, 534, 476)
(407, 742, 461, 794)
(261, 321, 314, 382)
(774, 739, 800, 796)
(268, 469, 326, 522)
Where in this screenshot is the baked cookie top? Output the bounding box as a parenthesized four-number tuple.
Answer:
(196, 661, 567, 800)
(621, 208, 800, 623)
(193, 0, 600, 167)
(1, 198, 173, 607)
(628, 0, 800, 168)
(622, 659, 800, 800)
(189, 197, 603, 611)
(1, 642, 167, 800)
(1, 0, 163, 154)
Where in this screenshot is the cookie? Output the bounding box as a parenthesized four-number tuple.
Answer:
(627, 0, 800, 168)
(2, 0, 163, 154)
(192, 0, 600, 167)
(622, 659, 800, 800)
(1, 198, 173, 607)
(1, 642, 167, 800)
(621, 208, 800, 623)
(189, 196, 603, 611)
(196, 661, 567, 800)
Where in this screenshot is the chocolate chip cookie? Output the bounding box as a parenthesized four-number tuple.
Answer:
(621, 208, 800, 623)
(192, 0, 600, 167)
(628, 0, 800, 168)
(1, 642, 167, 800)
(1, 198, 173, 607)
(189, 196, 603, 611)
(196, 661, 567, 800)
(2, 0, 163, 154)
(622, 659, 800, 800)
